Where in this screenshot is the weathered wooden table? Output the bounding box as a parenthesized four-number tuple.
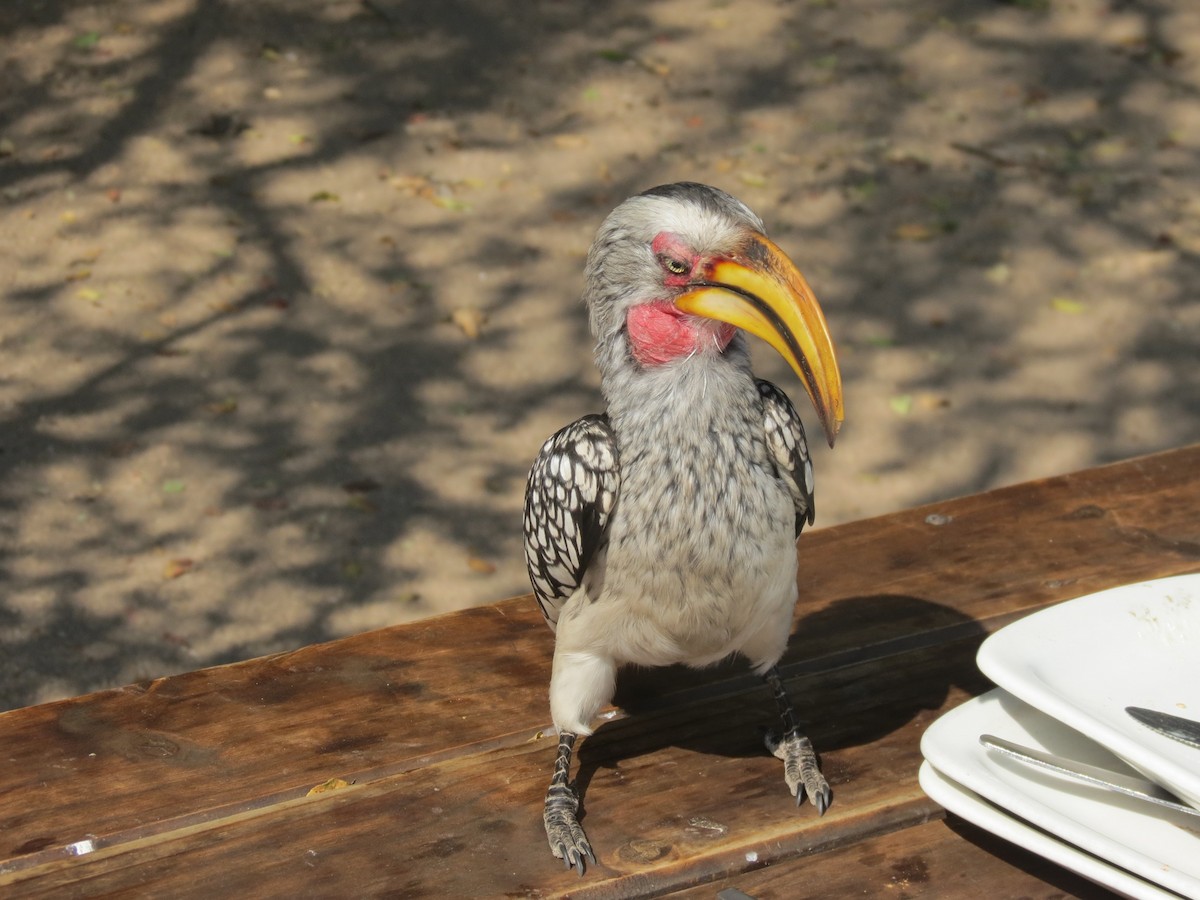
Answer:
(2, 446, 1198, 898)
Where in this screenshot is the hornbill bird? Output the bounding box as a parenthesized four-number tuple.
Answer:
(522, 182, 844, 874)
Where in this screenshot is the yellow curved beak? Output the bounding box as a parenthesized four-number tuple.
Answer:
(675, 233, 844, 446)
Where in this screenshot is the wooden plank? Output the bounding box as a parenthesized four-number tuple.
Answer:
(0, 606, 555, 877)
(1, 636, 992, 897)
(670, 817, 1120, 899)
(1, 445, 1197, 888)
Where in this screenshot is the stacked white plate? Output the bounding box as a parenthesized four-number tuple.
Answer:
(920, 573, 1200, 899)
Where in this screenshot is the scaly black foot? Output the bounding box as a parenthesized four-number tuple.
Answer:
(763, 666, 832, 814)
(543, 731, 596, 875)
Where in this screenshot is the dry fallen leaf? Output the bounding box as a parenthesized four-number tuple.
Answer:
(451, 308, 486, 339)
(467, 556, 497, 575)
(1051, 297, 1086, 314)
(1090, 138, 1129, 163)
(892, 222, 936, 241)
(205, 397, 238, 415)
(307, 778, 353, 796)
(163, 558, 195, 580)
(984, 263, 1012, 285)
(390, 174, 471, 210)
(918, 393, 951, 411)
(430, 194, 469, 211)
(390, 174, 430, 193)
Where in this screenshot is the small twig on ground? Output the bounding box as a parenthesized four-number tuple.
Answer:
(949, 142, 1025, 168)
(951, 140, 1064, 177)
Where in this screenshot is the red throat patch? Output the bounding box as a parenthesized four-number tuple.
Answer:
(627, 301, 736, 367)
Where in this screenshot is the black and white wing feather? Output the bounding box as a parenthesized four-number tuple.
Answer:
(523, 414, 620, 629)
(757, 379, 815, 537)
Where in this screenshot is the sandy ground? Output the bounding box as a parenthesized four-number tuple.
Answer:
(2, 0, 1198, 711)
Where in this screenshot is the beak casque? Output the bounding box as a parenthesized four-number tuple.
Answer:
(674, 233, 845, 446)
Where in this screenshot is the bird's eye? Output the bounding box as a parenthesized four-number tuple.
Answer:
(661, 256, 688, 275)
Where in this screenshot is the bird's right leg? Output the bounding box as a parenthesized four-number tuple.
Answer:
(543, 731, 594, 875)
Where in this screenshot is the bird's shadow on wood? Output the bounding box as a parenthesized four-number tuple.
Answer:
(573, 592, 990, 809)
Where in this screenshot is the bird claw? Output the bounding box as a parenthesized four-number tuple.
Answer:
(763, 728, 831, 815)
(555, 839, 595, 876)
(545, 784, 595, 876)
(550, 831, 594, 876)
(810, 781, 832, 815)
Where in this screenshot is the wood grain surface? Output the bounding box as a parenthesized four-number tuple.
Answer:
(2, 445, 1197, 897)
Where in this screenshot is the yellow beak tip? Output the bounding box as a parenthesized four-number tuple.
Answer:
(677, 234, 845, 451)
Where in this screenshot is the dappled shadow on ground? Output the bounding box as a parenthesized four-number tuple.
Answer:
(1, 0, 1198, 708)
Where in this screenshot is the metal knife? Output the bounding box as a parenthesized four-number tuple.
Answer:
(1126, 706, 1200, 751)
(979, 734, 1200, 818)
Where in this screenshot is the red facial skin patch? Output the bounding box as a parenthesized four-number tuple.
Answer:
(627, 301, 736, 368)
(627, 232, 736, 368)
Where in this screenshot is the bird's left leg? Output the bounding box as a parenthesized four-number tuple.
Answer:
(544, 647, 614, 874)
(543, 731, 594, 875)
(762, 665, 831, 814)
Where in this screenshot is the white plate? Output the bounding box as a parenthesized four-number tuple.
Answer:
(920, 688, 1200, 897)
(978, 573, 1200, 809)
(918, 761, 1178, 900)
